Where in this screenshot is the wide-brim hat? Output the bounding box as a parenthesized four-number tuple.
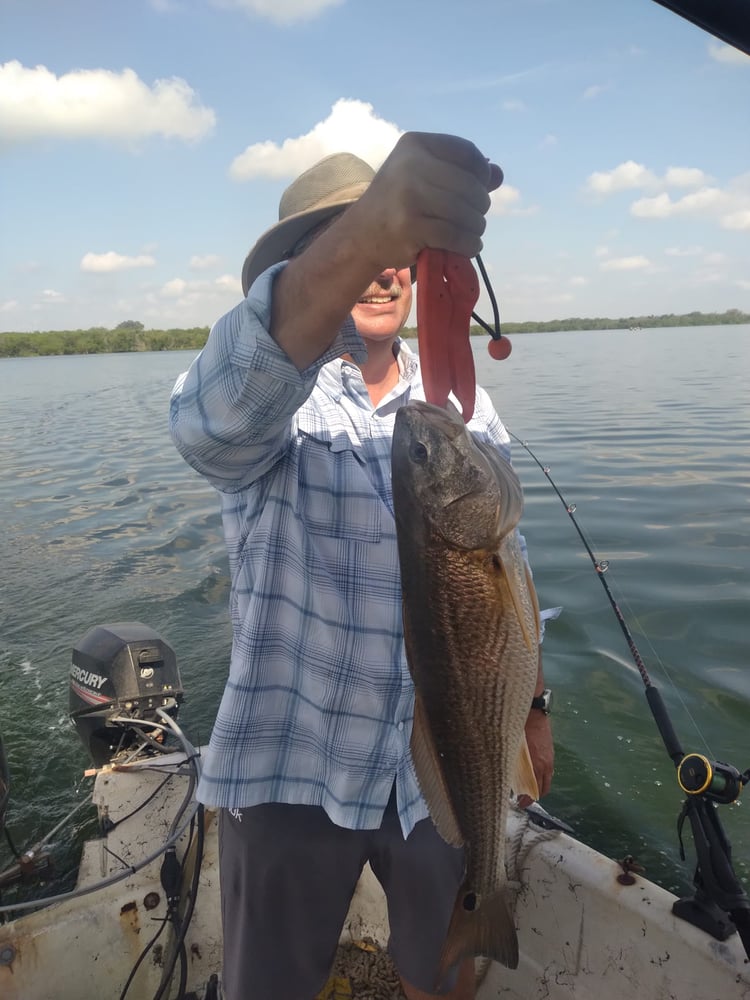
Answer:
(241, 152, 375, 295)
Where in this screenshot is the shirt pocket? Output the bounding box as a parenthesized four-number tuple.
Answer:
(296, 427, 382, 543)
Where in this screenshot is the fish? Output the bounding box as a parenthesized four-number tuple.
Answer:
(391, 399, 541, 979)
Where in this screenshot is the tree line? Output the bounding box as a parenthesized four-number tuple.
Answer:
(1, 310, 748, 359)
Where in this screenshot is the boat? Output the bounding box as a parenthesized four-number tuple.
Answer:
(0, 621, 748, 1000)
(2, 8, 748, 1000)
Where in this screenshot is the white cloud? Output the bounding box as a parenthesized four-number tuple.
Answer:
(599, 256, 650, 271)
(722, 209, 750, 231)
(570, 276, 588, 286)
(159, 274, 242, 303)
(162, 278, 188, 297)
(81, 252, 157, 272)
(583, 83, 608, 100)
(587, 161, 658, 194)
(213, 0, 344, 26)
(631, 187, 724, 219)
(41, 289, 65, 301)
(489, 184, 537, 217)
(229, 99, 402, 179)
(594, 245, 610, 258)
(708, 42, 750, 66)
(586, 161, 709, 195)
(189, 254, 222, 270)
(664, 166, 710, 187)
(502, 99, 526, 112)
(0, 61, 215, 144)
(0, 299, 19, 312)
(215, 274, 242, 293)
(490, 185, 521, 214)
(540, 133, 557, 148)
(664, 245, 703, 257)
(588, 161, 750, 232)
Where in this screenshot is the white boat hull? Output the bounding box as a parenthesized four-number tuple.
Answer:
(1, 750, 747, 1000)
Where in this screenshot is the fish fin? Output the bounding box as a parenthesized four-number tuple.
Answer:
(525, 561, 542, 645)
(410, 693, 464, 847)
(438, 886, 518, 986)
(495, 551, 541, 653)
(513, 735, 540, 801)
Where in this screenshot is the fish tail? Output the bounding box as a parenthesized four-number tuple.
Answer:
(437, 887, 519, 986)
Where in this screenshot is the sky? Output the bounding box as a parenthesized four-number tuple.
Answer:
(1, 0, 748, 333)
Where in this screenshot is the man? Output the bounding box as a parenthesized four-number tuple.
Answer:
(170, 132, 554, 1000)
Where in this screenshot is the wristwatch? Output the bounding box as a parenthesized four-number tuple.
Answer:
(530, 688, 553, 715)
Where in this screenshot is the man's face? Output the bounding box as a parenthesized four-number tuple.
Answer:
(351, 266, 413, 343)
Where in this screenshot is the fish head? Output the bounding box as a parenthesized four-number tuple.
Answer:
(392, 400, 524, 550)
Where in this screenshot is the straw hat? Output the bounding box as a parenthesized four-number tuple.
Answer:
(241, 152, 375, 295)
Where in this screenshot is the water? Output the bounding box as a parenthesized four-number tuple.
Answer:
(1, 327, 748, 901)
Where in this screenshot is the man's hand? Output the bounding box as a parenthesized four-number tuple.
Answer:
(345, 132, 504, 274)
(525, 709, 554, 798)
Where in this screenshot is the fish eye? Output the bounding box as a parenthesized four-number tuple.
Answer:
(410, 441, 429, 464)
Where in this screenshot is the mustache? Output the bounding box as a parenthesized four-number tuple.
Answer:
(358, 280, 402, 300)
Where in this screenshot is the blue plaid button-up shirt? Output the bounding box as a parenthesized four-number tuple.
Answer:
(170, 263, 517, 837)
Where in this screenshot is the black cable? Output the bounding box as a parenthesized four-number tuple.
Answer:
(3, 824, 21, 860)
(103, 773, 175, 833)
(151, 804, 205, 1000)
(472, 253, 503, 341)
(118, 913, 170, 1000)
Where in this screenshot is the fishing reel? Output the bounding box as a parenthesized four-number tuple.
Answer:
(677, 753, 748, 806)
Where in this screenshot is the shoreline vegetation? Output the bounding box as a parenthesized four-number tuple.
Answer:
(0, 310, 748, 359)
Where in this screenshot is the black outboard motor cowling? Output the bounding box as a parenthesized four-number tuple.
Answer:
(70, 622, 184, 768)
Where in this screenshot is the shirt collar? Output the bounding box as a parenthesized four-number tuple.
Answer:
(317, 337, 420, 406)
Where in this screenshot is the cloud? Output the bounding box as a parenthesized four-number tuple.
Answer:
(585, 161, 710, 195)
(631, 187, 724, 218)
(722, 209, 750, 231)
(502, 99, 526, 112)
(0, 61, 215, 144)
(159, 273, 242, 301)
(708, 42, 750, 66)
(664, 245, 703, 257)
(81, 252, 157, 272)
(213, 0, 344, 26)
(229, 99, 402, 179)
(0, 299, 19, 312)
(587, 160, 750, 231)
(599, 256, 650, 271)
(41, 289, 65, 302)
(582, 83, 608, 100)
(189, 254, 222, 270)
(586, 161, 658, 194)
(162, 278, 188, 297)
(664, 166, 710, 188)
(489, 184, 537, 216)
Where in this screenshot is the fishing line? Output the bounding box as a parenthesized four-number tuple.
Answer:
(508, 431, 719, 756)
(508, 431, 750, 953)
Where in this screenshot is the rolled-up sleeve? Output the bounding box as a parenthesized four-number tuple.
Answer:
(169, 263, 367, 492)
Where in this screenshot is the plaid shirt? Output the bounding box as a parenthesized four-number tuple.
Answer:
(170, 263, 518, 836)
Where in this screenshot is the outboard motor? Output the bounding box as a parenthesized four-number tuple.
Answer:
(70, 622, 184, 768)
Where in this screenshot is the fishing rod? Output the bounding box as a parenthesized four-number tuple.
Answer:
(509, 431, 750, 959)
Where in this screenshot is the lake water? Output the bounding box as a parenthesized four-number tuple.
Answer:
(1, 325, 749, 901)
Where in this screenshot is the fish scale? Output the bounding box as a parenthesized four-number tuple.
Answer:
(392, 399, 541, 984)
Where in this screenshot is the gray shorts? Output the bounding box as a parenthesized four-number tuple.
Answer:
(218, 788, 465, 1000)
